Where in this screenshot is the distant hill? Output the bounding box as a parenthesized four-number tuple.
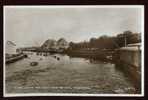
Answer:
(41, 39, 57, 49)
(57, 38, 68, 48)
(41, 38, 69, 49)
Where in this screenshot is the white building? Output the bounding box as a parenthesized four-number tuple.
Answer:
(5, 41, 17, 54)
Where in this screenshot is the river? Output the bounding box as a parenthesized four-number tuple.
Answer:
(5, 52, 137, 94)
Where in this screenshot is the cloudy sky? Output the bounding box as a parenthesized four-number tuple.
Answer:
(4, 6, 143, 47)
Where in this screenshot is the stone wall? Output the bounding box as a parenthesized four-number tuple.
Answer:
(115, 46, 141, 92)
(118, 50, 141, 68)
(116, 46, 141, 69)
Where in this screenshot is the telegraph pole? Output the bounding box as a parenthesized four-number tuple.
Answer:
(125, 35, 127, 47)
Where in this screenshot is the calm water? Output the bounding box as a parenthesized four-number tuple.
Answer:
(5, 52, 136, 94)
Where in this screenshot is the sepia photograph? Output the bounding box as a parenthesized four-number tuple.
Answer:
(3, 5, 144, 97)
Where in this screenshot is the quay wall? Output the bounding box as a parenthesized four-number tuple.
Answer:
(117, 49, 141, 68)
(115, 47, 141, 92)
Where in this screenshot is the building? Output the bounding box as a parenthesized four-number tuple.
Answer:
(5, 41, 17, 54)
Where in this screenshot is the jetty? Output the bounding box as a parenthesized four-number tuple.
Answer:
(6, 53, 27, 64)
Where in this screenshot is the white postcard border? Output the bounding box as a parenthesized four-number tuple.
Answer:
(3, 5, 145, 97)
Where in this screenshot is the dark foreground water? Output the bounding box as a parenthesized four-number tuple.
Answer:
(5, 52, 137, 94)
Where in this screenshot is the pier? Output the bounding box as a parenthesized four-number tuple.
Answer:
(6, 53, 27, 64)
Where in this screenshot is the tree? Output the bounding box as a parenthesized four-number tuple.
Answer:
(68, 30, 141, 50)
(89, 38, 97, 48)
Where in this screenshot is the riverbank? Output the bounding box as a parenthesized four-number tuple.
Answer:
(66, 49, 115, 62)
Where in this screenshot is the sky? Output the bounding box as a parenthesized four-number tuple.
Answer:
(4, 6, 143, 47)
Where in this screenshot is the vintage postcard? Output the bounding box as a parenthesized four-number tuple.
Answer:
(3, 5, 144, 97)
